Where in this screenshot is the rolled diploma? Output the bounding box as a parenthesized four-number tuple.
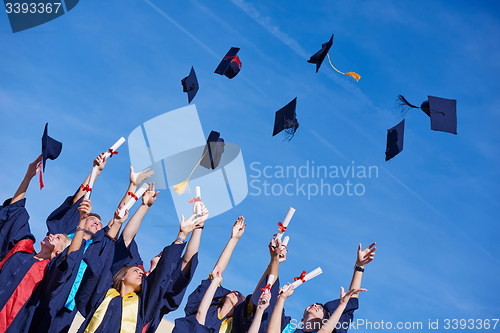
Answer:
(118, 183, 149, 218)
(104, 137, 126, 158)
(282, 236, 290, 248)
(276, 207, 296, 241)
(289, 267, 323, 289)
(83, 167, 99, 200)
(194, 186, 202, 216)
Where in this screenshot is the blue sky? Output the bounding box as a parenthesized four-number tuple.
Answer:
(1, 0, 499, 331)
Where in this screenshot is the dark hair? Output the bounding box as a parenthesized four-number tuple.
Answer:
(88, 213, 102, 221)
(112, 266, 142, 293)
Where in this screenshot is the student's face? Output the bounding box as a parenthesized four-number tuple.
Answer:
(122, 266, 144, 291)
(84, 216, 102, 234)
(41, 233, 66, 253)
(226, 290, 245, 307)
(303, 303, 325, 320)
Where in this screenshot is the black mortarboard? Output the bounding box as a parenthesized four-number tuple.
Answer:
(385, 119, 405, 161)
(308, 35, 333, 73)
(428, 96, 457, 134)
(200, 131, 225, 169)
(273, 98, 299, 140)
(397, 95, 457, 134)
(214, 47, 242, 79)
(181, 67, 199, 104)
(41, 123, 62, 172)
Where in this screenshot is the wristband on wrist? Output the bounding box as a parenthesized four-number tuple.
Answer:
(76, 226, 86, 232)
(354, 265, 365, 272)
(175, 236, 186, 244)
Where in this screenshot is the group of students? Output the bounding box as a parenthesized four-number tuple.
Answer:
(0, 152, 376, 333)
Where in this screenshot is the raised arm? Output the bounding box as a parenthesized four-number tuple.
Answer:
(213, 216, 246, 273)
(12, 155, 42, 204)
(247, 291, 271, 333)
(181, 203, 208, 274)
(317, 288, 366, 333)
(72, 153, 107, 204)
(121, 184, 159, 248)
(249, 237, 281, 300)
(196, 266, 223, 325)
(68, 199, 92, 255)
(267, 285, 294, 333)
(117, 166, 155, 209)
(348, 242, 376, 297)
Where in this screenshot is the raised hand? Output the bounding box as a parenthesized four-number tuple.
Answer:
(278, 284, 295, 299)
(212, 265, 223, 283)
(142, 183, 159, 207)
(78, 199, 92, 220)
(130, 166, 154, 186)
(257, 291, 271, 310)
(93, 152, 108, 171)
(356, 242, 376, 267)
(27, 154, 43, 179)
(339, 286, 367, 304)
(231, 216, 246, 239)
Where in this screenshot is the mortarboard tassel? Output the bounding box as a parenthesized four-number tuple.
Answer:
(173, 149, 209, 195)
(396, 94, 422, 117)
(327, 54, 361, 81)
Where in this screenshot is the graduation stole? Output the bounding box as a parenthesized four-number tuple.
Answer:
(84, 288, 139, 333)
(64, 236, 93, 311)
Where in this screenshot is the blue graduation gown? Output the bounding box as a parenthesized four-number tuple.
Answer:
(282, 298, 359, 333)
(45, 190, 83, 235)
(111, 236, 144, 276)
(0, 198, 35, 259)
(144, 253, 198, 333)
(77, 243, 186, 333)
(6, 249, 82, 333)
(28, 228, 117, 333)
(173, 278, 232, 333)
(231, 276, 281, 333)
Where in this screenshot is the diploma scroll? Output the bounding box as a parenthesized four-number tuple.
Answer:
(118, 183, 149, 218)
(276, 207, 295, 241)
(288, 267, 323, 289)
(104, 137, 126, 158)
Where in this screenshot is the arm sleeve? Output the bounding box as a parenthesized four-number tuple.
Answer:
(0, 198, 34, 258)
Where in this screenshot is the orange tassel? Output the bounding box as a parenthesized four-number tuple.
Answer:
(174, 180, 190, 195)
(345, 72, 361, 81)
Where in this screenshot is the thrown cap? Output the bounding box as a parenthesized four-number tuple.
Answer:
(273, 98, 299, 141)
(385, 119, 405, 161)
(215, 47, 242, 79)
(41, 123, 62, 172)
(181, 67, 199, 104)
(200, 131, 225, 169)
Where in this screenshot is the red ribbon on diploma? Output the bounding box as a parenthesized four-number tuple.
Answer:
(80, 184, 92, 192)
(108, 148, 119, 157)
(277, 222, 287, 233)
(188, 197, 201, 203)
(260, 283, 271, 291)
(294, 271, 306, 283)
(128, 192, 138, 200)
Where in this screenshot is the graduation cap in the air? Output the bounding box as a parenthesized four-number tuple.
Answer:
(385, 119, 405, 161)
(200, 131, 225, 170)
(307, 34, 361, 81)
(174, 131, 226, 194)
(181, 67, 199, 104)
(273, 97, 299, 141)
(397, 95, 457, 134)
(214, 47, 242, 79)
(41, 123, 62, 172)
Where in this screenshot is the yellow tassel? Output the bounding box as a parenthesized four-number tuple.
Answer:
(327, 54, 361, 81)
(173, 180, 190, 195)
(345, 72, 361, 81)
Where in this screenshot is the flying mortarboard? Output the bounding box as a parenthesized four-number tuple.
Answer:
(181, 67, 199, 104)
(40, 123, 62, 189)
(397, 95, 457, 134)
(385, 119, 405, 161)
(214, 47, 242, 79)
(174, 131, 225, 194)
(307, 34, 360, 81)
(200, 131, 225, 170)
(273, 98, 299, 141)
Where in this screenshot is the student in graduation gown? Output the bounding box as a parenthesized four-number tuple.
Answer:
(267, 243, 376, 333)
(109, 177, 208, 333)
(0, 155, 75, 332)
(27, 172, 135, 333)
(247, 291, 272, 333)
(173, 217, 246, 333)
(76, 208, 207, 333)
